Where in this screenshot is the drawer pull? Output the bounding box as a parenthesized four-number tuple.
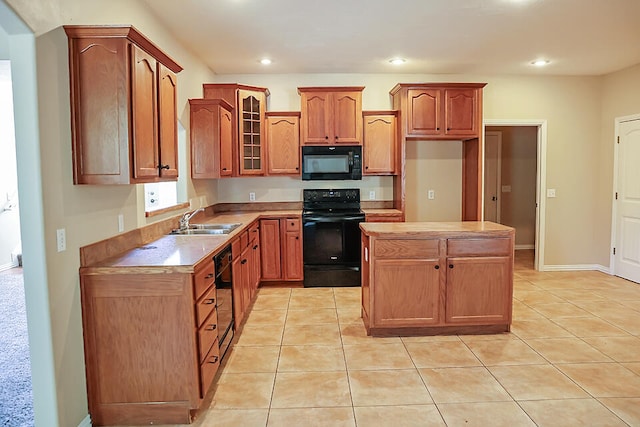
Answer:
(205, 324, 217, 331)
(434, 265, 440, 270)
(208, 355, 219, 364)
(204, 298, 215, 305)
(205, 273, 214, 279)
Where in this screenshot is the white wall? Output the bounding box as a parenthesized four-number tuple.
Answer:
(0, 60, 21, 270)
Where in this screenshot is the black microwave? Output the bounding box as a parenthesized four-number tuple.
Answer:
(301, 145, 362, 181)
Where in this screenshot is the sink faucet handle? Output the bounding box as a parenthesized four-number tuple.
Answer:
(179, 208, 205, 229)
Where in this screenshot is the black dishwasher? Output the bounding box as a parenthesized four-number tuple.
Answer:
(214, 245, 234, 361)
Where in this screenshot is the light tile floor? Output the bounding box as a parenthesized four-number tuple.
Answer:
(194, 250, 640, 426)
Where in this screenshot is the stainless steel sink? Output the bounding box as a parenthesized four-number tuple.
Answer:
(169, 223, 242, 235)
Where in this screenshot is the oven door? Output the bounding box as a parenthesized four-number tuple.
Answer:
(302, 213, 364, 287)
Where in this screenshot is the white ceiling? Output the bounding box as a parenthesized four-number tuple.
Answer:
(142, 0, 640, 76)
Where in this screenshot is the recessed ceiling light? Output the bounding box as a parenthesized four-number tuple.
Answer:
(531, 59, 550, 67)
(260, 58, 272, 65)
(389, 58, 406, 65)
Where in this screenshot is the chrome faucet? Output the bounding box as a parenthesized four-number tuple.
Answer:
(179, 208, 204, 230)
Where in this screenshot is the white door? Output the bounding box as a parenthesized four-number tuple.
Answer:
(615, 118, 640, 283)
(484, 131, 502, 222)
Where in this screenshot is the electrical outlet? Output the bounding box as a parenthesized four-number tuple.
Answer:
(249, 192, 256, 202)
(118, 214, 124, 232)
(56, 228, 66, 252)
(428, 190, 435, 200)
(369, 190, 375, 200)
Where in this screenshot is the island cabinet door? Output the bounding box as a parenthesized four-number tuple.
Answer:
(372, 259, 441, 327)
(445, 256, 512, 325)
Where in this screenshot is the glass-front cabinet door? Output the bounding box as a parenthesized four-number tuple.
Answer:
(238, 89, 266, 175)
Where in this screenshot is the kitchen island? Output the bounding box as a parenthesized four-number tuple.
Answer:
(359, 221, 515, 336)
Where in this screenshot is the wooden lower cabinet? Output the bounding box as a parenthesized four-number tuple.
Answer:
(80, 257, 218, 425)
(259, 216, 303, 283)
(232, 221, 261, 327)
(360, 222, 514, 336)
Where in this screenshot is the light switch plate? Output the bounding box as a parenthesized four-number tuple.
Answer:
(547, 189, 556, 198)
(56, 228, 66, 252)
(369, 190, 375, 200)
(428, 190, 435, 200)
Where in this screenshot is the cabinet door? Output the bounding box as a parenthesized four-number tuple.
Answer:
(240, 246, 252, 316)
(372, 259, 441, 327)
(332, 91, 362, 144)
(238, 89, 265, 175)
(283, 218, 303, 280)
(250, 238, 261, 295)
(363, 114, 396, 175)
(407, 88, 441, 137)
(231, 255, 245, 325)
(157, 64, 179, 179)
(444, 88, 478, 137)
(259, 219, 282, 280)
(300, 92, 331, 144)
(266, 115, 300, 175)
(219, 107, 234, 176)
(445, 256, 511, 324)
(131, 44, 159, 180)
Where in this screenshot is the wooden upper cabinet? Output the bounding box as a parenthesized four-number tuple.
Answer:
(363, 111, 397, 175)
(202, 84, 269, 177)
(265, 112, 300, 175)
(390, 83, 485, 140)
(64, 26, 183, 185)
(189, 99, 234, 179)
(298, 87, 364, 145)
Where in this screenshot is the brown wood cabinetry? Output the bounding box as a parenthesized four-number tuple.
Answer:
(259, 216, 303, 283)
(391, 84, 484, 139)
(365, 212, 404, 222)
(363, 111, 397, 175)
(360, 222, 514, 336)
(64, 26, 182, 185)
(390, 83, 487, 221)
(265, 112, 300, 175)
(298, 87, 364, 145)
(189, 99, 234, 178)
(202, 84, 269, 176)
(231, 222, 260, 326)
(79, 257, 217, 425)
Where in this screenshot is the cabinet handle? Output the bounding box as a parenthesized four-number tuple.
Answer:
(222, 167, 227, 171)
(158, 164, 170, 170)
(295, 236, 299, 240)
(253, 244, 258, 250)
(449, 264, 454, 269)
(205, 324, 217, 331)
(436, 127, 440, 131)
(205, 273, 214, 279)
(296, 167, 299, 170)
(204, 298, 215, 305)
(208, 355, 219, 364)
(434, 265, 440, 270)
(335, 135, 338, 139)
(241, 259, 247, 264)
(365, 166, 368, 169)
(325, 136, 329, 140)
(447, 128, 451, 131)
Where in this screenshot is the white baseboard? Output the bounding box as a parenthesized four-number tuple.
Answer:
(78, 415, 92, 427)
(0, 260, 19, 272)
(515, 244, 535, 250)
(542, 264, 611, 274)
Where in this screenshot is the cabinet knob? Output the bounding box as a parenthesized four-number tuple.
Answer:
(158, 164, 170, 170)
(296, 167, 299, 170)
(205, 273, 214, 279)
(205, 324, 217, 331)
(222, 167, 227, 171)
(365, 166, 368, 170)
(295, 236, 299, 240)
(447, 128, 451, 131)
(253, 244, 258, 250)
(325, 136, 329, 140)
(335, 135, 338, 139)
(204, 298, 215, 305)
(434, 265, 440, 270)
(208, 355, 219, 364)
(449, 264, 454, 269)
(241, 259, 248, 265)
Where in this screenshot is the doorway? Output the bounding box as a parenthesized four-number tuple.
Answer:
(484, 120, 547, 271)
(612, 115, 640, 284)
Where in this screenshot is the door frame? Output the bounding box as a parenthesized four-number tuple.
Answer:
(610, 113, 640, 277)
(484, 130, 502, 223)
(483, 119, 547, 272)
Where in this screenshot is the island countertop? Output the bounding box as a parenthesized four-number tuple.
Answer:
(360, 221, 514, 238)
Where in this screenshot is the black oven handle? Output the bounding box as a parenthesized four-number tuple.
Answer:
(303, 215, 365, 222)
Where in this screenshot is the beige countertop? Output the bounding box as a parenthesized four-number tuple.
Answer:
(361, 208, 403, 216)
(360, 221, 514, 238)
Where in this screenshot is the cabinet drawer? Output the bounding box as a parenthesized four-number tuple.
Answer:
(194, 260, 215, 300)
(447, 238, 512, 257)
(240, 230, 249, 249)
(374, 239, 440, 258)
(198, 310, 218, 363)
(196, 285, 217, 327)
(285, 218, 301, 231)
(248, 222, 260, 242)
(199, 338, 220, 398)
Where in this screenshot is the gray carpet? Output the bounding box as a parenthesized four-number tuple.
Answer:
(0, 268, 34, 427)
